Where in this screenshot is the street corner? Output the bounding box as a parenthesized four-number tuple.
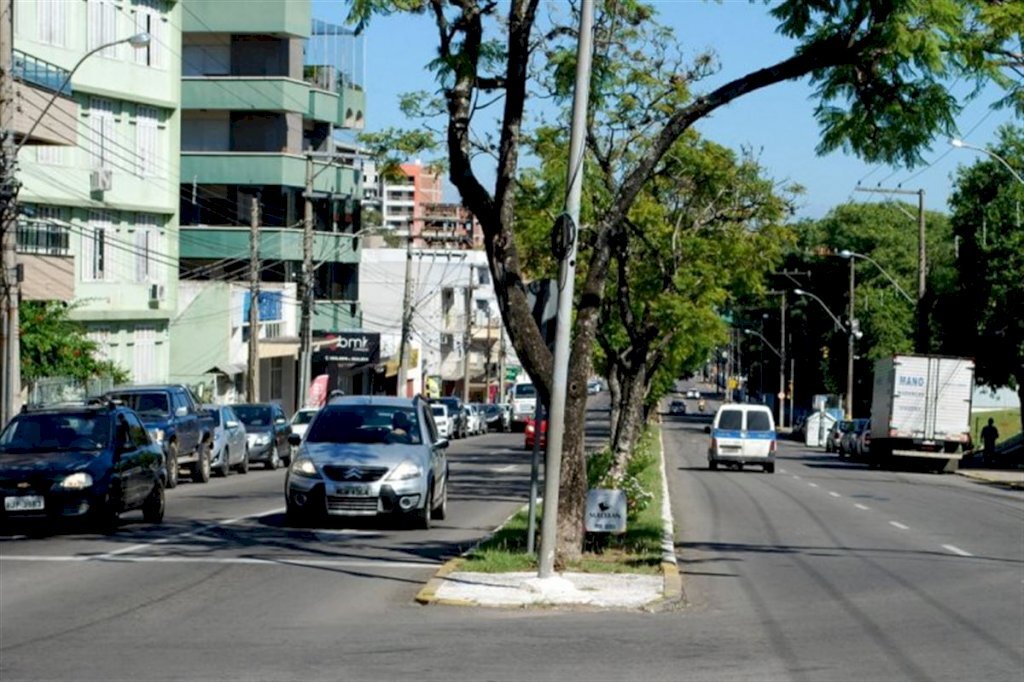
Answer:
(414, 556, 471, 606)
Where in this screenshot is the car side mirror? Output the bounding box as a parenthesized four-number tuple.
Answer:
(225, 420, 239, 429)
(175, 406, 188, 417)
(704, 425, 711, 434)
(287, 433, 301, 446)
(435, 438, 450, 449)
(275, 417, 287, 426)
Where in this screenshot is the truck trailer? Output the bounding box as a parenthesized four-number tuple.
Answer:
(869, 355, 974, 472)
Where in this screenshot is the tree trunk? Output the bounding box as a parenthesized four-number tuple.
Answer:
(554, 344, 594, 566)
(608, 363, 622, 446)
(611, 362, 646, 479)
(1017, 375, 1024, 445)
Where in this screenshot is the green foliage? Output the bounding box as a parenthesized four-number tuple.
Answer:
(588, 427, 657, 520)
(19, 301, 129, 385)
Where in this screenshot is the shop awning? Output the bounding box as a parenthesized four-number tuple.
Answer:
(207, 362, 246, 376)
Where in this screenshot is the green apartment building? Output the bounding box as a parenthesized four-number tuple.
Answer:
(173, 0, 366, 408)
(14, 0, 182, 390)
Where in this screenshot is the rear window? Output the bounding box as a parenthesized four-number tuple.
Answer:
(717, 409, 743, 430)
(747, 411, 773, 432)
(512, 384, 536, 398)
(110, 392, 169, 418)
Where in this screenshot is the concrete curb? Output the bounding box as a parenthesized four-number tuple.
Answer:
(956, 469, 1024, 490)
(414, 556, 469, 606)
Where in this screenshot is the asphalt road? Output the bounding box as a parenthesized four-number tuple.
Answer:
(1, 393, 1021, 682)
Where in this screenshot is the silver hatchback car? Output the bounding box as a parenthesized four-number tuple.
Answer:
(285, 395, 449, 528)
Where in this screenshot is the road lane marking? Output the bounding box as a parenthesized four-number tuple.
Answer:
(889, 521, 910, 530)
(779, 468, 788, 474)
(942, 544, 973, 557)
(496, 464, 518, 473)
(0, 555, 438, 569)
(828, 492, 841, 498)
(792, 475, 801, 480)
(854, 503, 871, 511)
(808, 482, 819, 488)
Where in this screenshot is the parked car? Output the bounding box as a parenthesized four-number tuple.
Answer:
(854, 418, 872, 459)
(105, 384, 215, 488)
(289, 408, 320, 457)
(587, 379, 603, 395)
(524, 417, 547, 451)
(204, 404, 249, 477)
(669, 399, 687, 416)
(284, 395, 449, 528)
(233, 403, 292, 470)
(465, 404, 484, 436)
(706, 403, 777, 473)
(685, 389, 701, 399)
(481, 403, 510, 432)
(839, 418, 869, 457)
(826, 420, 854, 454)
(430, 403, 451, 439)
(429, 397, 466, 439)
(0, 399, 166, 530)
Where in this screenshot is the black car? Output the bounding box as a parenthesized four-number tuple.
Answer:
(669, 399, 687, 416)
(233, 403, 292, 469)
(0, 400, 166, 531)
(481, 403, 511, 432)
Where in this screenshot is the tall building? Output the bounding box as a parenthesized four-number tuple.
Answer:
(173, 0, 366, 407)
(13, 0, 182, 392)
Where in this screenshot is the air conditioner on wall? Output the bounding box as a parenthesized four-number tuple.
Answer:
(149, 283, 165, 303)
(89, 169, 112, 192)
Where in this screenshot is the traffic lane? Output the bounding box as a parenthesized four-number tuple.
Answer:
(663, 416, 1023, 681)
(772, 439, 1024, 564)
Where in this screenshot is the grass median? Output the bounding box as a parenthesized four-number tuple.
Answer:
(460, 425, 667, 574)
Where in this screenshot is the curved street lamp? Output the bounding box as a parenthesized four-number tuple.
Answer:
(950, 138, 1024, 186)
(742, 328, 781, 358)
(794, 288, 862, 420)
(838, 249, 915, 304)
(793, 288, 858, 337)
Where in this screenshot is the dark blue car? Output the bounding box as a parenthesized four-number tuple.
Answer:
(0, 400, 166, 532)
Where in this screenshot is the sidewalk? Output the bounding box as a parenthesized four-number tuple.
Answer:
(955, 468, 1024, 489)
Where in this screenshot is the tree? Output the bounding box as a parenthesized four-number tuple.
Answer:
(349, 0, 1019, 563)
(946, 124, 1024, 436)
(19, 301, 129, 388)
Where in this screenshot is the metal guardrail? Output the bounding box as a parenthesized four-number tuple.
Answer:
(12, 49, 72, 96)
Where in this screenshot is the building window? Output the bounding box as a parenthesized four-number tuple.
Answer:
(35, 145, 65, 166)
(131, 326, 158, 384)
(83, 210, 113, 282)
(132, 0, 165, 68)
(134, 214, 162, 283)
(88, 97, 116, 170)
(270, 358, 283, 400)
(37, 0, 67, 46)
(135, 105, 159, 176)
(87, 0, 120, 58)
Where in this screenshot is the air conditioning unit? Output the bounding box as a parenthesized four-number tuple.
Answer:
(149, 283, 166, 303)
(89, 169, 112, 192)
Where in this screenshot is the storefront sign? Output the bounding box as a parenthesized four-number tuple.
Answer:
(314, 332, 381, 364)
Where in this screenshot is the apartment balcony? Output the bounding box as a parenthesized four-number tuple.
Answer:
(312, 300, 362, 333)
(182, 77, 308, 113)
(11, 50, 77, 146)
(179, 226, 361, 263)
(182, 0, 311, 37)
(15, 220, 73, 301)
(181, 152, 360, 195)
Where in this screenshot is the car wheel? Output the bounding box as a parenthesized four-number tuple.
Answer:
(192, 442, 211, 483)
(142, 483, 165, 523)
(764, 463, 775, 474)
(708, 459, 718, 471)
(431, 475, 448, 521)
(415, 485, 433, 530)
(92, 494, 120, 533)
(736, 463, 744, 472)
(216, 447, 231, 477)
(237, 447, 249, 474)
(165, 441, 180, 489)
(286, 495, 312, 527)
(266, 447, 280, 471)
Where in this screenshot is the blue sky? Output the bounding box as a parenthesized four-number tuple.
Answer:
(320, 0, 1017, 220)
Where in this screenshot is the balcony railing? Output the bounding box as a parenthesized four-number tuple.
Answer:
(17, 219, 71, 256)
(12, 50, 72, 96)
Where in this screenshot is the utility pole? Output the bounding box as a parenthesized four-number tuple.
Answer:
(396, 229, 413, 397)
(846, 256, 855, 420)
(497, 320, 506, 405)
(485, 315, 493, 402)
(768, 290, 787, 428)
(855, 186, 927, 352)
(461, 265, 473, 404)
(539, 0, 594, 579)
(297, 154, 314, 408)
(247, 196, 260, 402)
(1, 0, 21, 426)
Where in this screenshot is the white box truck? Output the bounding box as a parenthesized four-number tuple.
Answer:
(869, 355, 974, 471)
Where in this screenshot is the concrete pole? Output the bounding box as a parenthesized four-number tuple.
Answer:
(396, 231, 413, 397)
(538, 0, 594, 579)
(846, 257, 855, 420)
(247, 197, 260, 402)
(916, 189, 928, 353)
(779, 293, 787, 428)
(461, 265, 473, 404)
(298, 155, 314, 408)
(0, 0, 21, 426)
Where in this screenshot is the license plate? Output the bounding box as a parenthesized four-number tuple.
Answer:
(4, 495, 44, 512)
(335, 485, 371, 497)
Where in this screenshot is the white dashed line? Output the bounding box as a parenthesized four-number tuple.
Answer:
(792, 475, 801, 480)
(828, 491, 841, 498)
(808, 482, 819, 488)
(942, 544, 973, 557)
(854, 503, 870, 511)
(889, 521, 910, 530)
(778, 469, 788, 474)
(496, 464, 518, 473)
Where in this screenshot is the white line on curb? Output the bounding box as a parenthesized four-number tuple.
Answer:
(889, 521, 910, 530)
(941, 544, 973, 557)
(658, 429, 677, 566)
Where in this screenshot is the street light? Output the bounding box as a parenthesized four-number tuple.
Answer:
(742, 328, 781, 358)
(838, 250, 915, 304)
(793, 289, 858, 337)
(793, 288, 862, 421)
(2, 32, 151, 425)
(950, 138, 1024, 185)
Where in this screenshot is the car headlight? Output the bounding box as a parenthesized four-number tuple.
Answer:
(57, 472, 93, 490)
(387, 460, 423, 481)
(148, 428, 164, 444)
(289, 457, 319, 478)
(252, 434, 271, 445)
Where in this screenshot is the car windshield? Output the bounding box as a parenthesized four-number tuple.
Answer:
(293, 410, 317, 425)
(305, 405, 422, 445)
(0, 412, 111, 454)
(234, 405, 273, 427)
(109, 392, 169, 418)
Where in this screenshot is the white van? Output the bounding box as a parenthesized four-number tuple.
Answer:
(707, 404, 777, 473)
